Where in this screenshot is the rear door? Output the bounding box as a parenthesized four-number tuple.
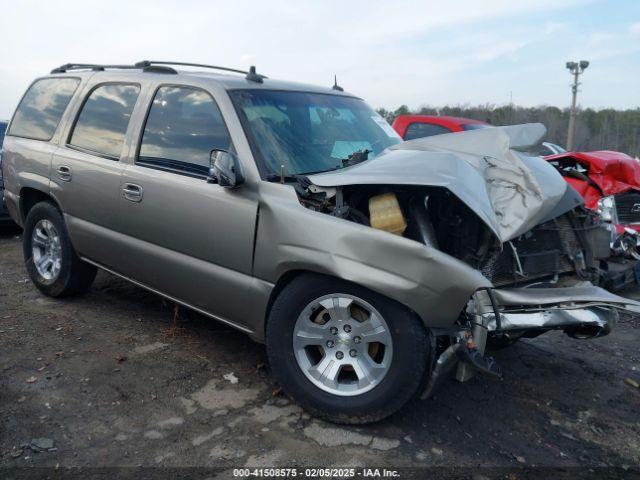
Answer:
(51, 79, 142, 268)
(117, 83, 258, 327)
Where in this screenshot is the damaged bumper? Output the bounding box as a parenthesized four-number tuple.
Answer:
(484, 307, 617, 337)
(476, 284, 639, 340)
(422, 283, 639, 398)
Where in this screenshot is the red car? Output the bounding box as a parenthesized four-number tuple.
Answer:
(544, 148, 640, 256)
(392, 114, 640, 282)
(391, 115, 490, 140)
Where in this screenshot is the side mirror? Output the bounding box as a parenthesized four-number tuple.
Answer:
(208, 150, 244, 188)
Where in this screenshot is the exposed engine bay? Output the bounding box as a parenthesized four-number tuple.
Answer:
(295, 181, 611, 289)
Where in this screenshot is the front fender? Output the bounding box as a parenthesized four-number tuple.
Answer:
(253, 184, 491, 328)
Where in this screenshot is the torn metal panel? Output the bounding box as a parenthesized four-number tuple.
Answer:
(421, 343, 461, 399)
(424, 302, 619, 397)
(489, 284, 640, 312)
(483, 306, 617, 335)
(308, 124, 574, 243)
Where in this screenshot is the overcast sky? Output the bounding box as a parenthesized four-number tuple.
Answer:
(1, 0, 639, 118)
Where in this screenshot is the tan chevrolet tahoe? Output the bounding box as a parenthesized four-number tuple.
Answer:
(3, 61, 638, 424)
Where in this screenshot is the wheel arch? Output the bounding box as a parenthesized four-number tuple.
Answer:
(262, 269, 424, 339)
(19, 187, 62, 223)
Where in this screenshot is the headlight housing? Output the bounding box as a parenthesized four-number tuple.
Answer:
(597, 195, 617, 223)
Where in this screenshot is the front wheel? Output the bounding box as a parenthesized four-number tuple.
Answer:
(23, 201, 97, 297)
(266, 274, 430, 424)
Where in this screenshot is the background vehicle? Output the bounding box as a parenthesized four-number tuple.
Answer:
(536, 141, 566, 156)
(0, 120, 14, 227)
(544, 149, 640, 250)
(391, 114, 491, 140)
(393, 114, 640, 288)
(3, 63, 639, 424)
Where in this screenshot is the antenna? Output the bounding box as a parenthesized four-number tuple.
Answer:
(332, 75, 344, 92)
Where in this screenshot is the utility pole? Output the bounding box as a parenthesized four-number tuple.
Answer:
(565, 60, 589, 151)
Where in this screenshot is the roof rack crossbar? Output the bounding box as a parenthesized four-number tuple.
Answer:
(51, 63, 140, 74)
(135, 60, 266, 82)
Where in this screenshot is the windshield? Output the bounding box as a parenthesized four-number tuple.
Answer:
(229, 90, 401, 176)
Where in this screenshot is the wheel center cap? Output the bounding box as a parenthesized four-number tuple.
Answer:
(336, 333, 351, 346)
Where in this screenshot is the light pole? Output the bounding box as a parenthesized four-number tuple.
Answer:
(565, 60, 589, 151)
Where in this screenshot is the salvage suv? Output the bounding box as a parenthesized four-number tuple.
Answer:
(3, 61, 639, 424)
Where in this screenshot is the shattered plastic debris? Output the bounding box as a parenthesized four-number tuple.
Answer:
(10, 448, 23, 459)
(223, 372, 239, 384)
(625, 378, 640, 389)
(25, 376, 37, 383)
(25, 438, 55, 452)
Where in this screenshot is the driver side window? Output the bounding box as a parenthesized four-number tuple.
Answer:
(137, 86, 231, 177)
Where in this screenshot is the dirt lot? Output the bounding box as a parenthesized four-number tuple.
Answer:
(1, 228, 640, 477)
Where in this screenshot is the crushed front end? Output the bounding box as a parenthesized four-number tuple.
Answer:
(295, 124, 640, 394)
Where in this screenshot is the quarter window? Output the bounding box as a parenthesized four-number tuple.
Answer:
(404, 122, 452, 140)
(69, 84, 140, 159)
(8, 78, 80, 141)
(138, 86, 231, 176)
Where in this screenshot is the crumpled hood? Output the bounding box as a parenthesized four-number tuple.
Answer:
(307, 124, 575, 242)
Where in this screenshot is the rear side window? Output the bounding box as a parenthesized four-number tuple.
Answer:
(69, 84, 140, 159)
(404, 122, 451, 140)
(138, 86, 231, 176)
(8, 78, 79, 141)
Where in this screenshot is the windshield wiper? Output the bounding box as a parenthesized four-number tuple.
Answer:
(264, 173, 303, 183)
(290, 149, 374, 178)
(341, 149, 371, 168)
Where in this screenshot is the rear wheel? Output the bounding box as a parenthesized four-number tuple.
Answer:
(23, 201, 97, 297)
(266, 274, 430, 424)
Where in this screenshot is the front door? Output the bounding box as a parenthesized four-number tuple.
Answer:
(117, 85, 258, 327)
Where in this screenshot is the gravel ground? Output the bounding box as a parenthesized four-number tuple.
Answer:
(1, 228, 639, 478)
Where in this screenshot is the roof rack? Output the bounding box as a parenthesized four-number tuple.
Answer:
(135, 61, 266, 83)
(50, 61, 266, 83)
(50, 63, 177, 74)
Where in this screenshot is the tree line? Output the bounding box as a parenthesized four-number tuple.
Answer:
(377, 104, 640, 158)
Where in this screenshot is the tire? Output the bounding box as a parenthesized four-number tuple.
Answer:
(266, 273, 430, 424)
(23, 201, 97, 297)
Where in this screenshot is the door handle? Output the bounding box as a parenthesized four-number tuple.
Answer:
(56, 165, 72, 182)
(122, 183, 143, 202)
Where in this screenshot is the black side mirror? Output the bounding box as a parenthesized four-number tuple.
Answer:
(208, 150, 244, 188)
